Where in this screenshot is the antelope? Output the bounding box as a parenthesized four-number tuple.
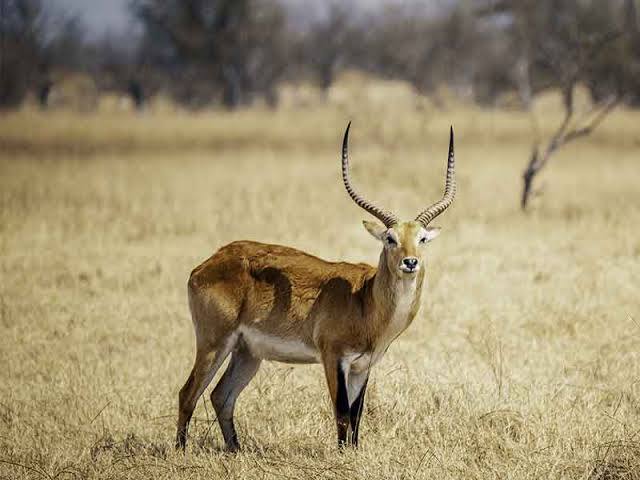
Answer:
(176, 123, 456, 451)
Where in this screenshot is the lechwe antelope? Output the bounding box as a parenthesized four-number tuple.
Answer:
(176, 123, 456, 451)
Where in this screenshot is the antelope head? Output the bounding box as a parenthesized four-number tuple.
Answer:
(341, 122, 456, 279)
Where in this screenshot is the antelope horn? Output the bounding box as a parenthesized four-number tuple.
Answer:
(342, 122, 399, 228)
(415, 127, 456, 226)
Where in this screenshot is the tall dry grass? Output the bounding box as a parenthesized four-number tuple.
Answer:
(1, 89, 639, 479)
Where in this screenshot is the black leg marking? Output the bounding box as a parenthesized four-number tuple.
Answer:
(336, 362, 350, 448)
(349, 376, 368, 447)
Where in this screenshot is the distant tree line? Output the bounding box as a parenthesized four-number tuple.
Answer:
(0, 0, 86, 108)
(1, 0, 639, 110)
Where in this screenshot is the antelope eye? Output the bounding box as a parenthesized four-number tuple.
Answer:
(419, 237, 427, 244)
(386, 235, 397, 246)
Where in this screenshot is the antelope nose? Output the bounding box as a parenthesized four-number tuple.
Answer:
(403, 257, 418, 269)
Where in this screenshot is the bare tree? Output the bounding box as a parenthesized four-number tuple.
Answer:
(517, 2, 624, 209)
(521, 87, 619, 210)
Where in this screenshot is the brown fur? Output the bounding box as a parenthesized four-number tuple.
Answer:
(176, 220, 439, 450)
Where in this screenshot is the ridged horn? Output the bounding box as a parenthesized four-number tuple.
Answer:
(415, 127, 456, 226)
(342, 122, 399, 228)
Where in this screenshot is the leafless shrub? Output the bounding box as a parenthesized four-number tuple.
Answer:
(522, 89, 619, 210)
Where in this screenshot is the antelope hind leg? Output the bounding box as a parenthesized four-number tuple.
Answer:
(175, 334, 237, 450)
(211, 341, 261, 452)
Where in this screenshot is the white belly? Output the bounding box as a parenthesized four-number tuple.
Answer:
(238, 326, 320, 363)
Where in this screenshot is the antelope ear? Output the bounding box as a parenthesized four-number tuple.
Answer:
(423, 226, 441, 242)
(363, 220, 387, 240)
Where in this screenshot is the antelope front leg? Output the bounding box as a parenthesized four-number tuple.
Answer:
(348, 371, 369, 447)
(322, 353, 350, 448)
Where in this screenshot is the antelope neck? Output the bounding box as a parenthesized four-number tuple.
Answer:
(366, 249, 424, 335)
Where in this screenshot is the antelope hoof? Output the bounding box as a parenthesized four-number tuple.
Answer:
(224, 442, 241, 454)
(175, 433, 187, 452)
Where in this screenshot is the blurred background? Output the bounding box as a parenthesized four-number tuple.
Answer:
(1, 2, 640, 479)
(1, 0, 639, 112)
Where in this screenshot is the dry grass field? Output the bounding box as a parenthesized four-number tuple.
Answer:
(1, 93, 639, 479)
